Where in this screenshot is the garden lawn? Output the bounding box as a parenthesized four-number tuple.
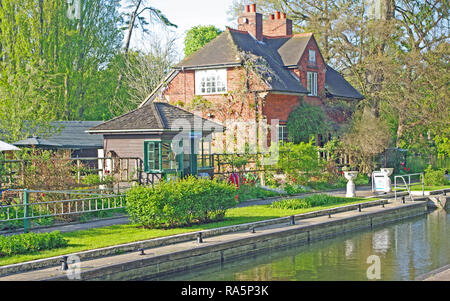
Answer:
(0, 196, 377, 266)
(395, 185, 450, 191)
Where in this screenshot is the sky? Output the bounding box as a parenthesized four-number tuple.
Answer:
(127, 0, 238, 56)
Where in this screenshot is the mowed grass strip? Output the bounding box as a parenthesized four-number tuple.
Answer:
(394, 185, 450, 191)
(0, 196, 376, 266)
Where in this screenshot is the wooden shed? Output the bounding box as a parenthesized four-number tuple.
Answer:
(87, 102, 223, 182)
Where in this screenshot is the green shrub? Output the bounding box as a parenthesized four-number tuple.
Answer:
(238, 184, 279, 201)
(126, 176, 237, 228)
(270, 194, 351, 210)
(0, 231, 68, 257)
(277, 141, 325, 185)
(284, 184, 308, 195)
(424, 165, 449, 186)
(82, 174, 114, 185)
(354, 173, 370, 186)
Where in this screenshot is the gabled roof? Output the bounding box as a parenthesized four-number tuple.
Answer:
(175, 30, 241, 69)
(325, 65, 364, 100)
(88, 102, 223, 134)
(141, 28, 363, 107)
(175, 28, 309, 96)
(267, 33, 311, 66)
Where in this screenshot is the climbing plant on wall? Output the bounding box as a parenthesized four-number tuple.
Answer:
(287, 101, 330, 144)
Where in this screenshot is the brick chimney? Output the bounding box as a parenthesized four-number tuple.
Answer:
(238, 4, 263, 40)
(263, 11, 292, 37)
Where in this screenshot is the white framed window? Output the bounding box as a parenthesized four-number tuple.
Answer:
(309, 50, 316, 64)
(195, 69, 227, 95)
(278, 125, 289, 144)
(307, 72, 318, 96)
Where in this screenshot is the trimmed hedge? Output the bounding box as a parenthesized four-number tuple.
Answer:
(270, 194, 353, 210)
(0, 231, 68, 257)
(126, 176, 237, 228)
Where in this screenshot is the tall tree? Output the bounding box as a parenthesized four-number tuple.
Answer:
(114, 0, 177, 98)
(0, 0, 124, 142)
(184, 25, 223, 57)
(111, 32, 179, 116)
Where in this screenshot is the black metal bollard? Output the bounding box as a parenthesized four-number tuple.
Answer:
(290, 215, 295, 225)
(251, 227, 255, 234)
(139, 248, 145, 255)
(402, 196, 405, 204)
(61, 256, 68, 271)
(358, 204, 362, 212)
(197, 232, 203, 243)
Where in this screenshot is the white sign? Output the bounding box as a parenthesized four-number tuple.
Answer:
(372, 172, 387, 191)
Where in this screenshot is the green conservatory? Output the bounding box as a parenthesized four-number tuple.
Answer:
(143, 134, 214, 179)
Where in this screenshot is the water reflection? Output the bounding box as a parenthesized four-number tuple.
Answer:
(372, 229, 390, 254)
(152, 209, 449, 281)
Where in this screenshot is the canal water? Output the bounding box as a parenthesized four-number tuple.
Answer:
(154, 208, 449, 281)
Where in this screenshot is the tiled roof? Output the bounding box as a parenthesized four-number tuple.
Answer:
(10, 121, 103, 149)
(175, 29, 309, 95)
(88, 102, 223, 133)
(171, 28, 363, 100)
(48, 121, 104, 148)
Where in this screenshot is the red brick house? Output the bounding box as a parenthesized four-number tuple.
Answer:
(140, 3, 363, 147)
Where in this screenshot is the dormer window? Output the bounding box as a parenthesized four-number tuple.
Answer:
(309, 50, 316, 64)
(195, 69, 227, 95)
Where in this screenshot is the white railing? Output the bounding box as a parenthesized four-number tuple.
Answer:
(394, 173, 424, 201)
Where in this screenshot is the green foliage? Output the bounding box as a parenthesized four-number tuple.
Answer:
(342, 108, 392, 173)
(0, 0, 123, 138)
(270, 194, 355, 210)
(434, 128, 450, 159)
(286, 102, 330, 144)
(0, 203, 54, 231)
(284, 184, 308, 195)
(82, 174, 114, 186)
(424, 165, 449, 186)
(276, 141, 325, 185)
(126, 177, 237, 228)
(184, 25, 223, 57)
(354, 173, 370, 186)
(0, 231, 68, 257)
(237, 184, 279, 201)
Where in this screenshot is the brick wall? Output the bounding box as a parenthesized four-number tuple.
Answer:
(293, 35, 327, 107)
(262, 93, 301, 124)
(162, 67, 257, 123)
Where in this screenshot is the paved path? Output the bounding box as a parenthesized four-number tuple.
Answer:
(0, 199, 420, 281)
(2, 186, 384, 235)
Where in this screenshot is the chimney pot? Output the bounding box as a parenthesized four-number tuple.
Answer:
(276, 11, 281, 19)
(245, 5, 250, 13)
(282, 13, 287, 19)
(270, 14, 275, 20)
(251, 4, 256, 12)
